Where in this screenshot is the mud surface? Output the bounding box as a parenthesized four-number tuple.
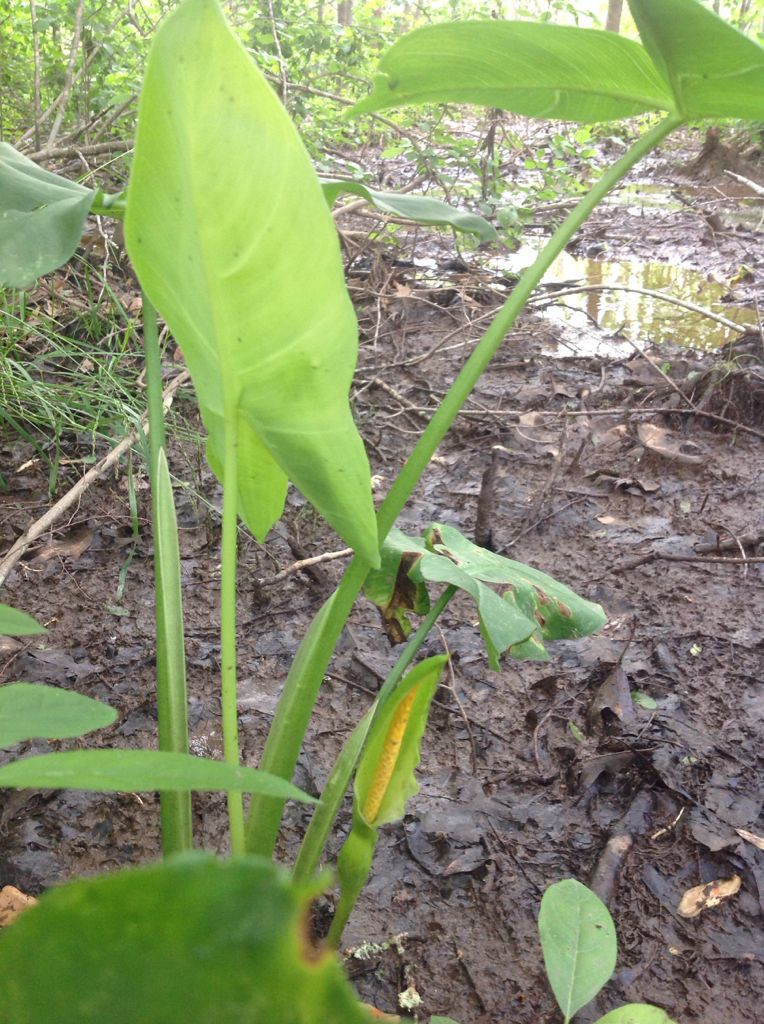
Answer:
(1, 130, 763, 1023)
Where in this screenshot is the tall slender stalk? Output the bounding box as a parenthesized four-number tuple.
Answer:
(220, 409, 245, 855)
(245, 114, 682, 858)
(143, 293, 192, 855)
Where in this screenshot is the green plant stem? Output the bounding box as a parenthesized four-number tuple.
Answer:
(142, 294, 166, 457)
(291, 584, 456, 883)
(143, 293, 192, 856)
(244, 114, 682, 859)
(220, 411, 245, 855)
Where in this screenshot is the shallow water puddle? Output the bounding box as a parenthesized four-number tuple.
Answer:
(489, 245, 759, 357)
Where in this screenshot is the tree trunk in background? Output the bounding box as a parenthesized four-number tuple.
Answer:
(337, 1, 352, 26)
(606, 0, 624, 32)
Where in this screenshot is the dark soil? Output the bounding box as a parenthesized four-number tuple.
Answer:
(1, 128, 763, 1024)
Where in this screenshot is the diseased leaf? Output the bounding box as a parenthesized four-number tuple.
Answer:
(365, 524, 606, 669)
(628, 0, 764, 121)
(331, 657, 447, 943)
(322, 179, 497, 242)
(0, 683, 116, 749)
(0, 143, 94, 287)
(0, 749, 314, 802)
(125, 0, 378, 565)
(0, 855, 374, 1023)
(363, 529, 430, 643)
(349, 21, 673, 122)
(0, 604, 45, 637)
(539, 879, 617, 1023)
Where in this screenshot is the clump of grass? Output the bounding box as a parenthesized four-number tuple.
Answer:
(0, 255, 199, 494)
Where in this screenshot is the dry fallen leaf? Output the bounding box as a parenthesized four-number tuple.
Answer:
(677, 874, 741, 918)
(637, 423, 704, 465)
(0, 885, 38, 927)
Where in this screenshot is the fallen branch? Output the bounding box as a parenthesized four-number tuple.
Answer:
(256, 547, 353, 588)
(723, 169, 764, 198)
(0, 371, 189, 589)
(614, 552, 764, 571)
(27, 139, 132, 163)
(530, 282, 750, 335)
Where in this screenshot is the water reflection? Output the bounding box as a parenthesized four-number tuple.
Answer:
(489, 246, 758, 357)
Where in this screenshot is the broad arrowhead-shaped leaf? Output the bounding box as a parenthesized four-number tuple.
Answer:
(0, 749, 314, 802)
(125, 0, 378, 565)
(321, 179, 497, 242)
(0, 144, 94, 288)
(0, 854, 374, 1023)
(0, 683, 116, 748)
(365, 525, 606, 669)
(539, 879, 617, 1023)
(349, 21, 673, 122)
(628, 0, 764, 121)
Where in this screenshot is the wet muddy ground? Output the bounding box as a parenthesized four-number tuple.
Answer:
(1, 128, 763, 1023)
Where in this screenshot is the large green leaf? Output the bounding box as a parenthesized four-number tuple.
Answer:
(0, 603, 45, 636)
(628, 0, 764, 121)
(364, 525, 606, 669)
(0, 683, 116, 748)
(539, 879, 617, 1024)
(349, 21, 674, 122)
(125, 0, 378, 565)
(595, 1008, 677, 1024)
(0, 749, 314, 802)
(330, 657, 447, 944)
(0, 854, 374, 1024)
(321, 179, 497, 243)
(0, 143, 95, 288)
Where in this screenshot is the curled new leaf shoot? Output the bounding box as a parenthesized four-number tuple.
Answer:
(362, 685, 419, 825)
(329, 656, 447, 945)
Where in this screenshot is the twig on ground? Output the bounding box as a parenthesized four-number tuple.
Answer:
(27, 139, 132, 162)
(723, 169, 764, 198)
(612, 552, 764, 572)
(530, 282, 750, 335)
(0, 371, 189, 588)
(256, 547, 353, 589)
